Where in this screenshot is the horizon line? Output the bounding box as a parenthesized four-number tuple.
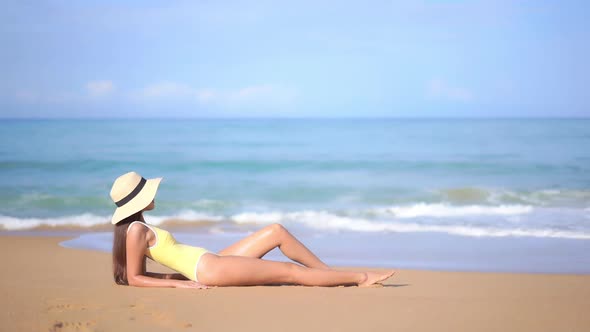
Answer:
(1, 115, 590, 121)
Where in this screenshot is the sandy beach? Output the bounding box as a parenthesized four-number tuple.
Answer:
(0, 235, 588, 332)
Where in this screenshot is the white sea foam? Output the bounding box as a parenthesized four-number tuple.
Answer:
(3, 206, 590, 239)
(231, 212, 284, 224)
(0, 213, 110, 230)
(230, 209, 590, 239)
(145, 210, 224, 225)
(232, 210, 385, 232)
(0, 211, 224, 230)
(377, 203, 532, 218)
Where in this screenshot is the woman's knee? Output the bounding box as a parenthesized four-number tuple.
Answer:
(267, 223, 287, 239)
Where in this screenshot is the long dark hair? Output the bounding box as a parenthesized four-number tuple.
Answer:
(112, 211, 144, 285)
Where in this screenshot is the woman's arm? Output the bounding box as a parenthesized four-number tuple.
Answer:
(125, 225, 199, 288)
(145, 272, 189, 280)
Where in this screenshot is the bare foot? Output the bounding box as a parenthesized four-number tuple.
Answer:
(358, 270, 395, 287)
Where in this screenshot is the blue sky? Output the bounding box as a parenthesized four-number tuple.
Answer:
(1, 0, 588, 118)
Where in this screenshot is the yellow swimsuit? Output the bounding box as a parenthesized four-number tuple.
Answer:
(126, 221, 212, 282)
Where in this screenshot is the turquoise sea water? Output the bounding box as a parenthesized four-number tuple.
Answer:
(1, 118, 590, 272)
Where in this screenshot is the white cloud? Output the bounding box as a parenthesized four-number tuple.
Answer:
(132, 81, 297, 109)
(13, 81, 297, 113)
(86, 80, 114, 97)
(234, 85, 274, 99)
(223, 84, 295, 106)
(427, 78, 473, 102)
(139, 81, 194, 99)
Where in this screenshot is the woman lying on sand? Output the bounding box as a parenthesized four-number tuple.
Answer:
(110, 172, 395, 289)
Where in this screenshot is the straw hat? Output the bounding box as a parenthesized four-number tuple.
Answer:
(109, 171, 162, 224)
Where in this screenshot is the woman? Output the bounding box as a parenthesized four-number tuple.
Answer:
(111, 171, 395, 289)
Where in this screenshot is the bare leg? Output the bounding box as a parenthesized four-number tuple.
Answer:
(218, 223, 330, 270)
(198, 253, 394, 287)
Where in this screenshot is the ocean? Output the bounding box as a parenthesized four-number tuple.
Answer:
(1, 118, 589, 273)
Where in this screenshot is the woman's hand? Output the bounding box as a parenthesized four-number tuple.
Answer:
(174, 280, 211, 289)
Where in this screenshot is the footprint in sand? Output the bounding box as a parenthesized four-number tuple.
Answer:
(46, 303, 90, 313)
(131, 302, 192, 329)
(48, 320, 97, 332)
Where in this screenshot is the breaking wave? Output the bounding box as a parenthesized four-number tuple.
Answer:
(2, 203, 589, 239)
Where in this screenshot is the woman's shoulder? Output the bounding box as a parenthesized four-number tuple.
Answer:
(126, 221, 156, 246)
(126, 222, 165, 241)
(127, 221, 160, 240)
(126, 220, 148, 233)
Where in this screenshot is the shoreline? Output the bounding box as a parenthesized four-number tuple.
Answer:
(1, 235, 590, 331)
(6, 228, 589, 275)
